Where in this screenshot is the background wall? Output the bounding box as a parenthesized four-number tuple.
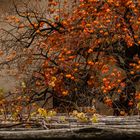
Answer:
(0, 0, 17, 92)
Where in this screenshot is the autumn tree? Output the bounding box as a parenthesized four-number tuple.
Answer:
(1, 0, 140, 116)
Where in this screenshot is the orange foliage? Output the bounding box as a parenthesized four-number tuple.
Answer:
(2, 0, 140, 116)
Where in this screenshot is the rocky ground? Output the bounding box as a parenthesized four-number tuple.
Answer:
(0, 114, 140, 139)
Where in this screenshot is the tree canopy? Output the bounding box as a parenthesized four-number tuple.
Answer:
(0, 0, 140, 119)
